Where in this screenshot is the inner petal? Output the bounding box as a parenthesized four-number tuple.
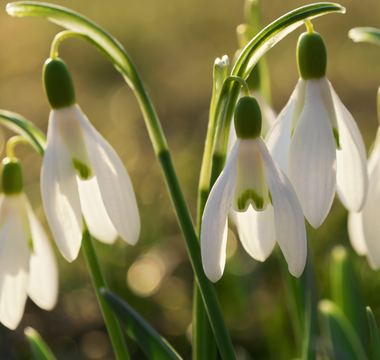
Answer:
(56, 107, 93, 180)
(232, 139, 270, 212)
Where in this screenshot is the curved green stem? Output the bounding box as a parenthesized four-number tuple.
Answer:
(6, 135, 30, 160)
(81, 222, 131, 360)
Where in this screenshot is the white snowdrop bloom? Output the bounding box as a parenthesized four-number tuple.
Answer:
(265, 29, 368, 228)
(348, 127, 380, 269)
(201, 96, 307, 282)
(41, 58, 140, 262)
(0, 157, 58, 330)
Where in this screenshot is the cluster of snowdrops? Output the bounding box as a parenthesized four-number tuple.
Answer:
(1, 1, 380, 359)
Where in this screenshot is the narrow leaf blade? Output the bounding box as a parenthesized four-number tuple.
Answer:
(349, 27, 380, 47)
(24, 327, 57, 360)
(101, 289, 183, 360)
(0, 110, 46, 155)
(367, 307, 380, 360)
(318, 299, 368, 360)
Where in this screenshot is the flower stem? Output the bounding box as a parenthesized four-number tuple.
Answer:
(81, 223, 131, 360)
(304, 20, 314, 34)
(6, 135, 29, 160)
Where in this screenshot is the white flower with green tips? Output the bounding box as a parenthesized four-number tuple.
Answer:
(0, 157, 58, 330)
(265, 27, 368, 228)
(41, 58, 140, 262)
(201, 96, 307, 282)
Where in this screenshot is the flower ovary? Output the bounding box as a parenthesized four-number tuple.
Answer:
(1, 157, 24, 195)
(43, 58, 76, 109)
(234, 96, 262, 139)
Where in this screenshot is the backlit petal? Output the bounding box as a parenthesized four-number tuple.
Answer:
(25, 195, 58, 310)
(201, 141, 240, 282)
(233, 205, 276, 261)
(73, 105, 140, 245)
(257, 138, 307, 277)
(0, 196, 29, 330)
(329, 82, 368, 212)
(288, 79, 336, 228)
(348, 211, 367, 256)
(41, 111, 83, 262)
(78, 177, 118, 243)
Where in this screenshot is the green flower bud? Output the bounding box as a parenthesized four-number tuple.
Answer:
(1, 158, 23, 195)
(43, 58, 76, 109)
(297, 32, 327, 79)
(234, 96, 262, 139)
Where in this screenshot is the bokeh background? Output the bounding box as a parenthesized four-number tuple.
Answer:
(0, 0, 380, 358)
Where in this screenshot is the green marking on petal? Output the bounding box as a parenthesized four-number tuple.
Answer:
(333, 127, 340, 149)
(73, 158, 92, 180)
(237, 188, 264, 211)
(28, 237, 34, 253)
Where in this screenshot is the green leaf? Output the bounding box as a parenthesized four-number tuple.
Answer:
(366, 307, 380, 360)
(24, 327, 57, 360)
(349, 27, 380, 47)
(330, 245, 368, 353)
(318, 299, 368, 360)
(0, 110, 46, 155)
(101, 288, 183, 360)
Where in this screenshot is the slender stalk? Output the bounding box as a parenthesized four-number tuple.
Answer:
(81, 223, 131, 360)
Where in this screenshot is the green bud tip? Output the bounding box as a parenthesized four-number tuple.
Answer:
(1, 157, 23, 195)
(297, 32, 327, 80)
(43, 57, 76, 109)
(234, 96, 262, 139)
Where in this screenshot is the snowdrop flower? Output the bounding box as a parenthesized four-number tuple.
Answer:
(265, 24, 368, 228)
(201, 95, 307, 282)
(348, 124, 380, 269)
(42, 58, 140, 262)
(0, 157, 58, 329)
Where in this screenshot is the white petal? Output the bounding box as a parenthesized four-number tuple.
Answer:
(233, 205, 276, 261)
(257, 138, 307, 277)
(201, 141, 240, 282)
(25, 195, 58, 310)
(78, 177, 118, 244)
(318, 77, 339, 140)
(41, 111, 83, 262)
(265, 81, 300, 174)
(227, 120, 237, 157)
(361, 157, 380, 269)
(328, 82, 368, 212)
(73, 105, 140, 245)
(232, 139, 270, 212)
(347, 211, 367, 256)
(290, 78, 307, 134)
(288, 79, 337, 228)
(0, 196, 30, 330)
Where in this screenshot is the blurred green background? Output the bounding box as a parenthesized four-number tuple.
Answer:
(1, 0, 380, 359)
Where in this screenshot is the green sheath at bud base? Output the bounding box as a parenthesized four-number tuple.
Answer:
(234, 96, 262, 139)
(43, 58, 76, 109)
(1, 158, 23, 195)
(297, 32, 327, 79)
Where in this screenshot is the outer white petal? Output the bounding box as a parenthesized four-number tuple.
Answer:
(41, 110, 83, 262)
(73, 105, 140, 245)
(327, 81, 368, 212)
(227, 120, 237, 157)
(25, 196, 58, 310)
(347, 211, 367, 256)
(78, 177, 118, 243)
(201, 141, 240, 282)
(265, 81, 299, 173)
(233, 205, 276, 261)
(0, 196, 30, 330)
(362, 156, 380, 269)
(288, 80, 336, 228)
(257, 138, 307, 277)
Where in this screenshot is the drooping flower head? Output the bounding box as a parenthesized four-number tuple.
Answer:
(266, 22, 368, 228)
(42, 58, 140, 262)
(201, 95, 307, 282)
(0, 157, 58, 329)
